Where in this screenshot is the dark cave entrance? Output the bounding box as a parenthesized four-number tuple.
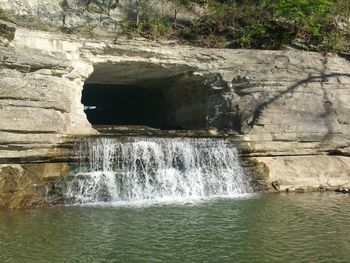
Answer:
(82, 62, 208, 130)
(82, 83, 169, 128)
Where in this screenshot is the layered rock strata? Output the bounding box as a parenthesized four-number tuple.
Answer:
(0, 25, 350, 207)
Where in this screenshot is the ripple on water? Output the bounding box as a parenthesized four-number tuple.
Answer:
(0, 192, 349, 263)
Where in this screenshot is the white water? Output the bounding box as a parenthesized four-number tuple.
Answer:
(65, 137, 252, 204)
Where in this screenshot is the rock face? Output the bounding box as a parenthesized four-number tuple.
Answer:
(255, 156, 350, 192)
(0, 29, 95, 162)
(0, 24, 350, 206)
(0, 163, 69, 208)
(0, 0, 202, 32)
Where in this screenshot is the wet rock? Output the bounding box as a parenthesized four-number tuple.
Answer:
(0, 163, 70, 209)
(335, 188, 350, 194)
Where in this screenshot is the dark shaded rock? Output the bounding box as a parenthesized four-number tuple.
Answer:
(335, 188, 350, 194)
(319, 185, 326, 192)
(271, 180, 280, 192)
(0, 19, 16, 41)
(295, 187, 305, 193)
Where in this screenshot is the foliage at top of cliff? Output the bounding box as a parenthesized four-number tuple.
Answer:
(1, 0, 349, 52)
(121, 0, 350, 52)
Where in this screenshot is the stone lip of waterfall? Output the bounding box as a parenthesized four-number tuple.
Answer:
(64, 137, 253, 205)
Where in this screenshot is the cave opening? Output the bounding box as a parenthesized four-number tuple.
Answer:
(82, 83, 169, 128)
(82, 62, 208, 130)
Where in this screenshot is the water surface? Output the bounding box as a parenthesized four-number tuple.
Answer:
(0, 193, 349, 263)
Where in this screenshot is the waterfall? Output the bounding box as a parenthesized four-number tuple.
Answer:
(65, 137, 252, 204)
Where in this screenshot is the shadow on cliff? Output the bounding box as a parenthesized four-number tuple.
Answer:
(245, 64, 350, 144)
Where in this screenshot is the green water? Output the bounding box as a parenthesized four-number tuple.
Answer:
(0, 193, 349, 263)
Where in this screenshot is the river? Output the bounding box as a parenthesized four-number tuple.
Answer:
(0, 193, 349, 263)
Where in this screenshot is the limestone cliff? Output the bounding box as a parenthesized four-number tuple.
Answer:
(0, 0, 201, 33)
(1, 16, 350, 206)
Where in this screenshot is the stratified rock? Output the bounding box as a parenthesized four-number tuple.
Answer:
(256, 156, 350, 192)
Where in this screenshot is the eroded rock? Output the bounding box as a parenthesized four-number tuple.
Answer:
(0, 163, 69, 208)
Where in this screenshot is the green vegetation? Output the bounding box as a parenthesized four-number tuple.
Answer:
(122, 0, 349, 52)
(2, 0, 349, 51)
(122, 14, 172, 40)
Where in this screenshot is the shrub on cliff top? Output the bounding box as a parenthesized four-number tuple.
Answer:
(266, 0, 334, 36)
(121, 13, 172, 40)
(118, 0, 348, 52)
(182, 1, 293, 49)
(181, 0, 349, 51)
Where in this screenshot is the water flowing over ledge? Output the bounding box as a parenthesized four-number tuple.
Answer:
(64, 137, 253, 205)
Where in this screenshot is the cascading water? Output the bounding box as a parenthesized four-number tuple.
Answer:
(65, 137, 252, 204)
